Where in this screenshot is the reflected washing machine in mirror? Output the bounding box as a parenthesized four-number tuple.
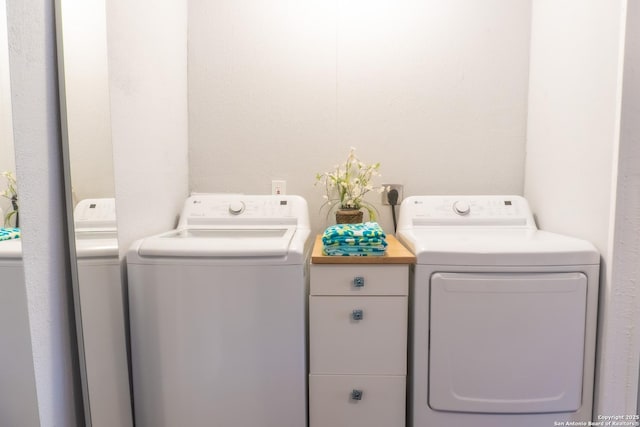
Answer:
(74, 198, 132, 427)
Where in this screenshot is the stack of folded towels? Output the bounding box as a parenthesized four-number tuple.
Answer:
(322, 222, 387, 256)
(0, 228, 20, 242)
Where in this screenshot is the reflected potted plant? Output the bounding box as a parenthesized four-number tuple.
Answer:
(315, 147, 385, 224)
(1, 171, 18, 228)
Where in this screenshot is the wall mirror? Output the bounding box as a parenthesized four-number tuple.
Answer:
(56, 0, 132, 426)
(0, 0, 40, 425)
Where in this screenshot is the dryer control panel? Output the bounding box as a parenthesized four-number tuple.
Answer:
(397, 195, 536, 228)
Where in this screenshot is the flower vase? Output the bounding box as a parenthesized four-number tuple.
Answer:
(12, 198, 18, 228)
(336, 208, 364, 224)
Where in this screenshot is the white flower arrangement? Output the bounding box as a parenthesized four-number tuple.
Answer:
(1, 171, 18, 227)
(315, 147, 386, 221)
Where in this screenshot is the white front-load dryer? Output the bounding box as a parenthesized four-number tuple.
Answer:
(397, 195, 600, 427)
(127, 194, 311, 427)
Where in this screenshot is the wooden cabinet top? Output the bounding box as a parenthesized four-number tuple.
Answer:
(311, 235, 416, 265)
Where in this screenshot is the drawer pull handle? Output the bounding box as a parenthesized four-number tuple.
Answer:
(352, 309, 364, 321)
(353, 276, 365, 287)
(351, 389, 364, 401)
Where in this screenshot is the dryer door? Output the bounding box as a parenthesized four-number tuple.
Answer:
(429, 272, 587, 414)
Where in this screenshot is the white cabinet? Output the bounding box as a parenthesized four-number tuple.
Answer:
(309, 375, 406, 427)
(310, 295, 407, 374)
(309, 236, 414, 427)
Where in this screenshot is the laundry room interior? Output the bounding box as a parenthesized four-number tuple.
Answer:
(2, 0, 640, 425)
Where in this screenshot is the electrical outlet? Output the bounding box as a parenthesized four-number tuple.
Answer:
(382, 184, 403, 205)
(272, 180, 286, 195)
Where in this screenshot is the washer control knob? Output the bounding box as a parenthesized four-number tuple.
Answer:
(228, 201, 245, 215)
(453, 200, 471, 216)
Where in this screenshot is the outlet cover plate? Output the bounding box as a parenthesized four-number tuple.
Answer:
(271, 180, 286, 195)
(382, 184, 403, 205)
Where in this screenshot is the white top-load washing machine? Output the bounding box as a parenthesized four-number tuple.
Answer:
(74, 198, 133, 427)
(397, 195, 599, 427)
(127, 194, 311, 427)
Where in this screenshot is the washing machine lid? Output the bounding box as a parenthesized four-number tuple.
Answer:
(134, 194, 310, 260)
(400, 228, 599, 266)
(137, 227, 298, 258)
(75, 231, 119, 258)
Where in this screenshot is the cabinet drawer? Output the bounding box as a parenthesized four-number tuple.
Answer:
(309, 374, 405, 427)
(309, 296, 407, 374)
(310, 265, 408, 296)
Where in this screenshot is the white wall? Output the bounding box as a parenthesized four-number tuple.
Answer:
(106, 0, 189, 255)
(59, 0, 114, 204)
(188, 0, 532, 234)
(0, 0, 15, 218)
(7, 0, 79, 425)
(524, 0, 628, 415)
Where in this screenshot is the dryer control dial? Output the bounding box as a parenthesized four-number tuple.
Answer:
(228, 201, 246, 215)
(453, 200, 471, 216)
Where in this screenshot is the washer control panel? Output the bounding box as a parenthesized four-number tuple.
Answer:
(397, 196, 535, 228)
(177, 194, 310, 228)
(74, 198, 117, 231)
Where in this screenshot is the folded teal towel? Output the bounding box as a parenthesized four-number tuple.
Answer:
(322, 222, 387, 256)
(323, 237, 388, 247)
(322, 222, 386, 241)
(323, 246, 386, 256)
(0, 228, 20, 241)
